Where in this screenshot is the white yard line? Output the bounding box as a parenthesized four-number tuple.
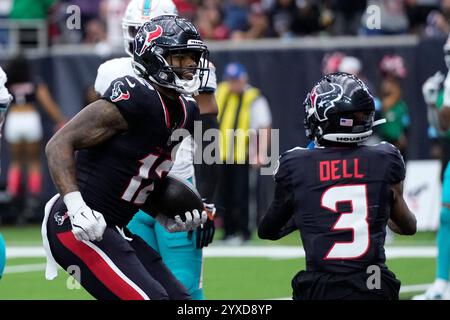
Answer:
(6, 247, 46, 258)
(6, 246, 437, 259)
(400, 284, 431, 293)
(3, 263, 47, 274)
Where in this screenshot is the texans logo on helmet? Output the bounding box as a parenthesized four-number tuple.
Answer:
(311, 83, 344, 121)
(110, 81, 131, 102)
(137, 25, 163, 56)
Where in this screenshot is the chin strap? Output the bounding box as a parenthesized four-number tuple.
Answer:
(372, 118, 387, 127)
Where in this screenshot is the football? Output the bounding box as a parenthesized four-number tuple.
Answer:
(145, 174, 204, 219)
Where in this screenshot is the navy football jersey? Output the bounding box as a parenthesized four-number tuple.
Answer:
(259, 142, 405, 274)
(75, 76, 199, 227)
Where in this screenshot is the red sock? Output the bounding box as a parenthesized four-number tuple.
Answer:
(7, 167, 21, 197)
(28, 171, 42, 196)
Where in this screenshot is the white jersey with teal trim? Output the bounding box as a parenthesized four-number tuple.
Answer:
(444, 70, 450, 107)
(94, 57, 195, 180)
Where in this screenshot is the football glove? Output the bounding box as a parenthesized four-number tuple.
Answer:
(156, 209, 207, 233)
(188, 200, 217, 249)
(422, 71, 445, 105)
(64, 191, 107, 242)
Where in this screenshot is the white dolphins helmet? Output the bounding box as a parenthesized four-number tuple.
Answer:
(122, 0, 178, 56)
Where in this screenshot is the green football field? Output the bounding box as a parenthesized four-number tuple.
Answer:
(0, 225, 438, 300)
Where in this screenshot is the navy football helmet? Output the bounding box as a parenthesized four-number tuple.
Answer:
(132, 15, 209, 95)
(304, 73, 375, 144)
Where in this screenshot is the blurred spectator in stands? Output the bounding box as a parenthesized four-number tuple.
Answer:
(174, 0, 198, 21)
(69, 0, 102, 26)
(224, 0, 251, 34)
(9, 0, 55, 20)
(330, 0, 367, 35)
(3, 54, 66, 223)
(377, 55, 410, 156)
(9, 0, 56, 48)
(406, 0, 440, 34)
(423, 0, 450, 37)
(195, 1, 230, 40)
(360, 0, 410, 35)
(321, 51, 345, 75)
(267, 0, 297, 38)
(338, 55, 375, 93)
(231, 2, 272, 40)
(100, 0, 128, 50)
(0, 0, 12, 48)
(45, 1, 79, 45)
(83, 19, 106, 44)
(291, 0, 323, 35)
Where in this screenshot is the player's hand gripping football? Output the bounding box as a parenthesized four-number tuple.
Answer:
(64, 192, 107, 242)
(156, 209, 207, 233)
(188, 200, 217, 249)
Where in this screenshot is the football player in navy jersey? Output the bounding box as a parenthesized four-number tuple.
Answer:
(258, 73, 417, 300)
(94, 0, 219, 299)
(41, 16, 209, 300)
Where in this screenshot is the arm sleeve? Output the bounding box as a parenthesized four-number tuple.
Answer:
(194, 113, 220, 201)
(258, 155, 296, 240)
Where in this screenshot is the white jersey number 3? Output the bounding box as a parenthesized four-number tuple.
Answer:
(321, 184, 370, 260)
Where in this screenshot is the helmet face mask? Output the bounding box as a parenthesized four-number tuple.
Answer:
(133, 16, 209, 95)
(304, 73, 375, 144)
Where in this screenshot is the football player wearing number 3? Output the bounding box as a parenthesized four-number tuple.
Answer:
(259, 73, 416, 300)
(41, 16, 208, 300)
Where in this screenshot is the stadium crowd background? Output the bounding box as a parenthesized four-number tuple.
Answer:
(1, 0, 450, 49)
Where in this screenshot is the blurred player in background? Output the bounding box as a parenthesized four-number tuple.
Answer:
(215, 62, 272, 244)
(94, 0, 218, 299)
(377, 54, 410, 157)
(0, 65, 13, 279)
(259, 73, 416, 300)
(3, 54, 66, 222)
(321, 51, 345, 76)
(43, 16, 208, 299)
(414, 36, 450, 300)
